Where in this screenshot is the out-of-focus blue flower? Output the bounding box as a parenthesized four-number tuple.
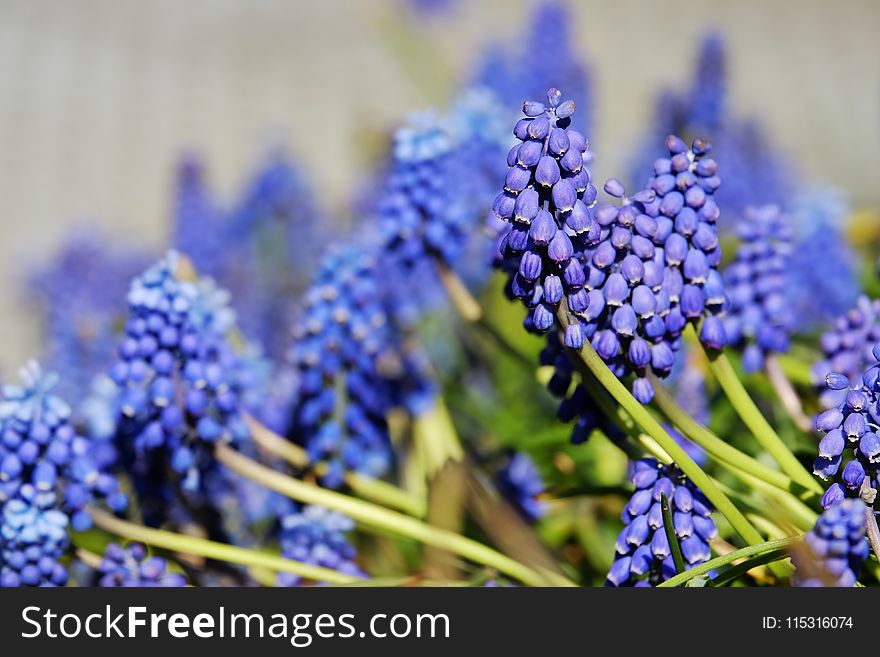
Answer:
(496, 451, 547, 522)
(225, 150, 326, 360)
(628, 33, 793, 227)
(289, 247, 396, 487)
(685, 32, 726, 134)
(812, 345, 880, 508)
(812, 296, 880, 408)
(172, 155, 228, 278)
(0, 361, 127, 532)
(473, 1, 593, 137)
(109, 251, 251, 520)
(276, 505, 365, 586)
(378, 110, 466, 268)
(0, 485, 69, 587)
(792, 498, 868, 587)
(788, 188, 859, 330)
(722, 205, 792, 372)
(606, 458, 717, 587)
(96, 542, 188, 587)
(493, 88, 599, 343)
(28, 230, 151, 407)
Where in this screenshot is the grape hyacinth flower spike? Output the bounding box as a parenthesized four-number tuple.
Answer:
(109, 251, 251, 521)
(812, 296, 880, 408)
(0, 361, 127, 529)
(792, 498, 868, 587)
(493, 88, 599, 344)
(606, 458, 717, 587)
(722, 204, 793, 373)
(276, 505, 366, 587)
(96, 542, 188, 587)
(812, 345, 880, 509)
(289, 247, 395, 488)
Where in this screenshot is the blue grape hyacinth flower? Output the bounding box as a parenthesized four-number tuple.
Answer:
(276, 505, 366, 587)
(812, 296, 880, 408)
(289, 247, 395, 487)
(812, 345, 880, 509)
(722, 204, 793, 373)
(496, 451, 547, 522)
(493, 87, 599, 344)
(606, 458, 718, 587)
(0, 484, 70, 587)
(109, 251, 251, 514)
(0, 361, 128, 531)
(96, 542, 188, 587)
(792, 498, 868, 587)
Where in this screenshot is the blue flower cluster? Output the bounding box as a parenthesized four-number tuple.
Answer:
(96, 542, 187, 587)
(29, 230, 150, 406)
(813, 296, 880, 403)
(493, 88, 599, 342)
(173, 156, 227, 279)
(579, 135, 726, 402)
(379, 111, 465, 268)
(475, 1, 593, 136)
(0, 485, 69, 587)
(788, 189, 859, 330)
(109, 252, 250, 511)
(277, 505, 365, 586)
(792, 498, 868, 587)
(0, 362, 127, 530)
(289, 247, 395, 488)
(722, 205, 792, 372)
(813, 347, 880, 509)
(606, 459, 717, 587)
(628, 33, 793, 226)
(496, 451, 547, 522)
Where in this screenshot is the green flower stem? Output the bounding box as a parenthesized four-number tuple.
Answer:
(661, 492, 686, 574)
(657, 536, 800, 587)
(213, 444, 567, 587)
(693, 326, 823, 495)
(86, 507, 360, 585)
(557, 308, 768, 550)
(648, 372, 819, 505)
(708, 547, 792, 587)
(245, 415, 427, 518)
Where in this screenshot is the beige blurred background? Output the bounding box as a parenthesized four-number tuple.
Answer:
(0, 0, 878, 371)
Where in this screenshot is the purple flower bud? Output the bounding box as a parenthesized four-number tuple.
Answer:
(516, 140, 543, 167)
(543, 275, 563, 305)
(532, 303, 555, 332)
(522, 100, 546, 117)
(529, 209, 556, 244)
(513, 188, 540, 223)
(825, 372, 850, 390)
(820, 483, 845, 510)
(815, 408, 844, 433)
(564, 322, 586, 349)
(842, 459, 865, 490)
(547, 230, 574, 263)
(518, 251, 543, 282)
(813, 454, 842, 480)
(551, 179, 577, 212)
(604, 178, 626, 198)
(563, 259, 586, 288)
(818, 429, 845, 460)
(593, 330, 620, 360)
(699, 316, 727, 350)
(651, 342, 675, 373)
(535, 156, 561, 187)
(612, 305, 638, 337)
(548, 127, 570, 155)
(632, 377, 654, 403)
(602, 273, 629, 306)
